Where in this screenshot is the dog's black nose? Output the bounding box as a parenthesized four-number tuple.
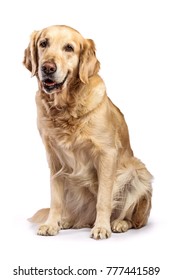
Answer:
(41, 62, 57, 75)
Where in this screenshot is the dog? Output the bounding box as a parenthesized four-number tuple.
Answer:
(23, 25, 152, 239)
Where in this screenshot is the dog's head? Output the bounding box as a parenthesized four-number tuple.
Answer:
(23, 25, 100, 94)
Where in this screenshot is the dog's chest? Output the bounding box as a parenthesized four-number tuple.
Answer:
(37, 101, 97, 187)
(38, 109, 86, 149)
(48, 136, 98, 190)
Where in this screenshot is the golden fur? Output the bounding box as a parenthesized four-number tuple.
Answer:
(23, 25, 152, 239)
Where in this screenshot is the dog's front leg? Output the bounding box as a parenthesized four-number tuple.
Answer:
(91, 150, 116, 239)
(37, 176, 63, 236)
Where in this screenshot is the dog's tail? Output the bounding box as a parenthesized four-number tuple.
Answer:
(28, 208, 50, 224)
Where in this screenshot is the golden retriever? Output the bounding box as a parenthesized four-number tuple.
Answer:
(23, 25, 152, 239)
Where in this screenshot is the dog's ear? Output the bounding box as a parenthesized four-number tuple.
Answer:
(23, 31, 41, 76)
(79, 39, 100, 84)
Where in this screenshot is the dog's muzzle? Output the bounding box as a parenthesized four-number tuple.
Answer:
(42, 74, 68, 93)
(40, 61, 68, 93)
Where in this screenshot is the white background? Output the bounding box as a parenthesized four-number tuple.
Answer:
(0, 0, 173, 279)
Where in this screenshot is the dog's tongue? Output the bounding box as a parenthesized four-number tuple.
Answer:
(44, 79, 56, 86)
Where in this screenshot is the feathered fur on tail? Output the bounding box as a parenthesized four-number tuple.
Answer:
(28, 208, 49, 224)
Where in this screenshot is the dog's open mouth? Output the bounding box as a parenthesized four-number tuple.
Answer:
(42, 73, 68, 93)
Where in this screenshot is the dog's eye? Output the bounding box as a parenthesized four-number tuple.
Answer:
(40, 40, 48, 48)
(64, 44, 74, 52)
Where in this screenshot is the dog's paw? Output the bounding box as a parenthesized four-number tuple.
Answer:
(90, 226, 111, 240)
(37, 224, 60, 236)
(61, 221, 72, 229)
(111, 220, 132, 233)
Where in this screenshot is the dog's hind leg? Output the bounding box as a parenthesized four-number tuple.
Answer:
(111, 157, 152, 233)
